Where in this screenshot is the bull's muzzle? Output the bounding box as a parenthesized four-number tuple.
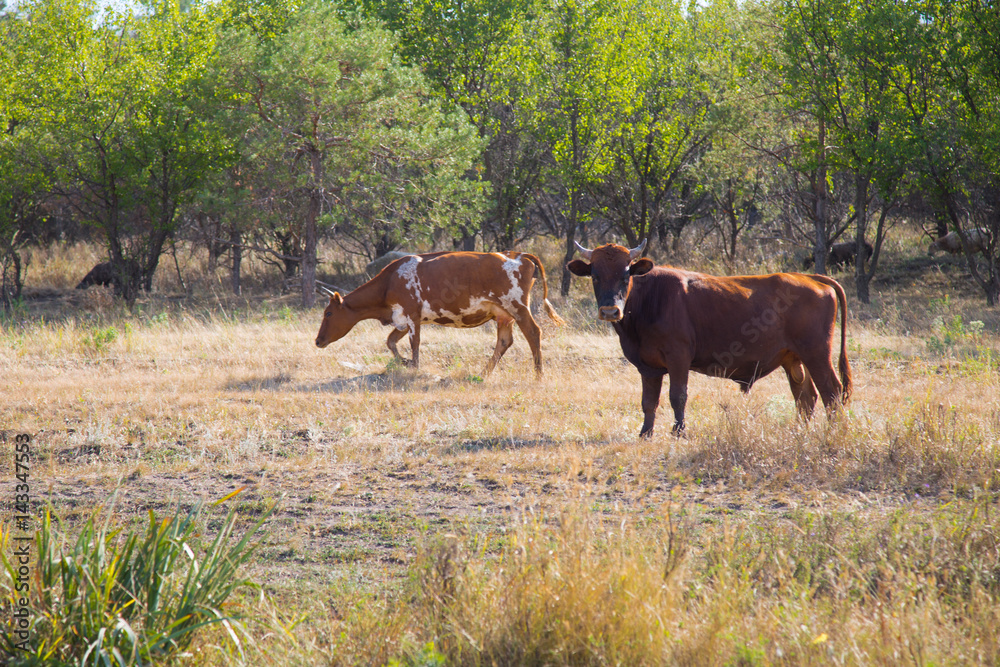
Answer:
(598, 305, 623, 322)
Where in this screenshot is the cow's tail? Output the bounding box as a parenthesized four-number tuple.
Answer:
(809, 274, 853, 404)
(521, 253, 565, 326)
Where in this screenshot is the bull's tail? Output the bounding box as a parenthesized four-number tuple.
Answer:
(521, 253, 565, 326)
(809, 274, 853, 404)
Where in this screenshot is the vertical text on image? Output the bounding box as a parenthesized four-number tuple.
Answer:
(9, 432, 33, 651)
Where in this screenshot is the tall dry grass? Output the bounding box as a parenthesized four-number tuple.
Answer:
(2, 235, 999, 665)
(198, 494, 999, 666)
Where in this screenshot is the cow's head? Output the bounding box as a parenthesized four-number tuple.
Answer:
(315, 292, 353, 348)
(567, 240, 653, 322)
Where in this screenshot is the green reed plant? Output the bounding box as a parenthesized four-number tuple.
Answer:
(0, 490, 274, 666)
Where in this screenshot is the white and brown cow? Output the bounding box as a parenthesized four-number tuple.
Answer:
(315, 251, 564, 377)
(927, 228, 991, 256)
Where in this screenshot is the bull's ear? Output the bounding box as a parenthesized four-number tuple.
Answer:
(330, 292, 343, 305)
(629, 258, 653, 276)
(567, 259, 592, 276)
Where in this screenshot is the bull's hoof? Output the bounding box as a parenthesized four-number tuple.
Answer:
(671, 423, 686, 438)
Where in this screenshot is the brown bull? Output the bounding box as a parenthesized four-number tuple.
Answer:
(568, 240, 852, 437)
(315, 251, 564, 377)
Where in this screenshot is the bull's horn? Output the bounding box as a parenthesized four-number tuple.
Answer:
(629, 238, 647, 261)
(574, 240, 593, 260)
(316, 284, 335, 297)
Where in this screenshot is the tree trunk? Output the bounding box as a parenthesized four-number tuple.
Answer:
(301, 199, 318, 308)
(230, 225, 242, 296)
(986, 278, 999, 307)
(854, 171, 870, 304)
(560, 188, 579, 297)
(143, 226, 171, 292)
(934, 210, 949, 239)
(813, 119, 829, 275)
(375, 233, 395, 258)
(301, 152, 322, 309)
(204, 214, 222, 276)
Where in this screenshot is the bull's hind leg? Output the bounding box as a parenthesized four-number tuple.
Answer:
(484, 316, 515, 376)
(798, 351, 844, 413)
(509, 305, 543, 378)
(781, 354, 818, 418)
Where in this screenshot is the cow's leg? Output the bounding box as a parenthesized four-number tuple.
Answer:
(667, 367, 690, 435)
(799, 352, 844, 413)
(639, 373, 662, 438)
(408, 322, 421, 369)
(510, 308, 543, 379)
(782, 355, 818, 417)
(484, 316, 515, 377)
(386, 328, 408, 365)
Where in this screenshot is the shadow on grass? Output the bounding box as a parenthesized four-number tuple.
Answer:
(454, 436, 560, 452)
(306, 372, 413, 393)
(228, 367, 483, 394)
(225, 373, 296, 392)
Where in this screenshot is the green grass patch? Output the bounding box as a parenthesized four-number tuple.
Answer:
(0, 491, 275, 666)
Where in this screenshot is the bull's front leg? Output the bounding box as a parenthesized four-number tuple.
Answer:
(667, 367, 689, 435)
(639, 373, 663, 438)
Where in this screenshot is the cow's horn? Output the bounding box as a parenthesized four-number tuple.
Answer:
(574, 241, 593, 260)
(316, 284, 335, 297)
(629, 238, 647, 261)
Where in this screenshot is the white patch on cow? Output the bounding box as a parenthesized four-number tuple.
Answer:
(498, 256, 525, 311)
(421, 300, 460, 326)
(462, 296, 491, 316)
(397, 256, 423, 297)
(391, 304, 414, 332)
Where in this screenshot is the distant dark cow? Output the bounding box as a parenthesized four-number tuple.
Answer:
(316, 251, 565, 377)
(803, 241, 873, 271)
(76, 260, 140, 292)
(928, 228, 990, 256)
(568, 240, 853, 437)
(365, 251, 413, 278)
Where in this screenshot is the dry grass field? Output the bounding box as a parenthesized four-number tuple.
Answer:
(2, 232, 999, 665)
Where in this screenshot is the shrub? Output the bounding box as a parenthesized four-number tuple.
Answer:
(81, 325, 119, 353)
(0, 491, 274, 666)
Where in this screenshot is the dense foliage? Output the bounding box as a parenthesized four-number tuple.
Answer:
(1, 0, 998, 303)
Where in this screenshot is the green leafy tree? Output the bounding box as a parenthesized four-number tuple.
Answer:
(0, 6, 51, 309)
(916, 0, 1000, 304)
(685, 0, 790, 263)
(226, 0, 483, 306)
(359, 0, 541, 252)
(8, 0, 230, 304)
(781, 0, 917, 302)
(592, 0, 730, 253)
(776, 0, 853, 275)
(500, 0, 623, 294)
